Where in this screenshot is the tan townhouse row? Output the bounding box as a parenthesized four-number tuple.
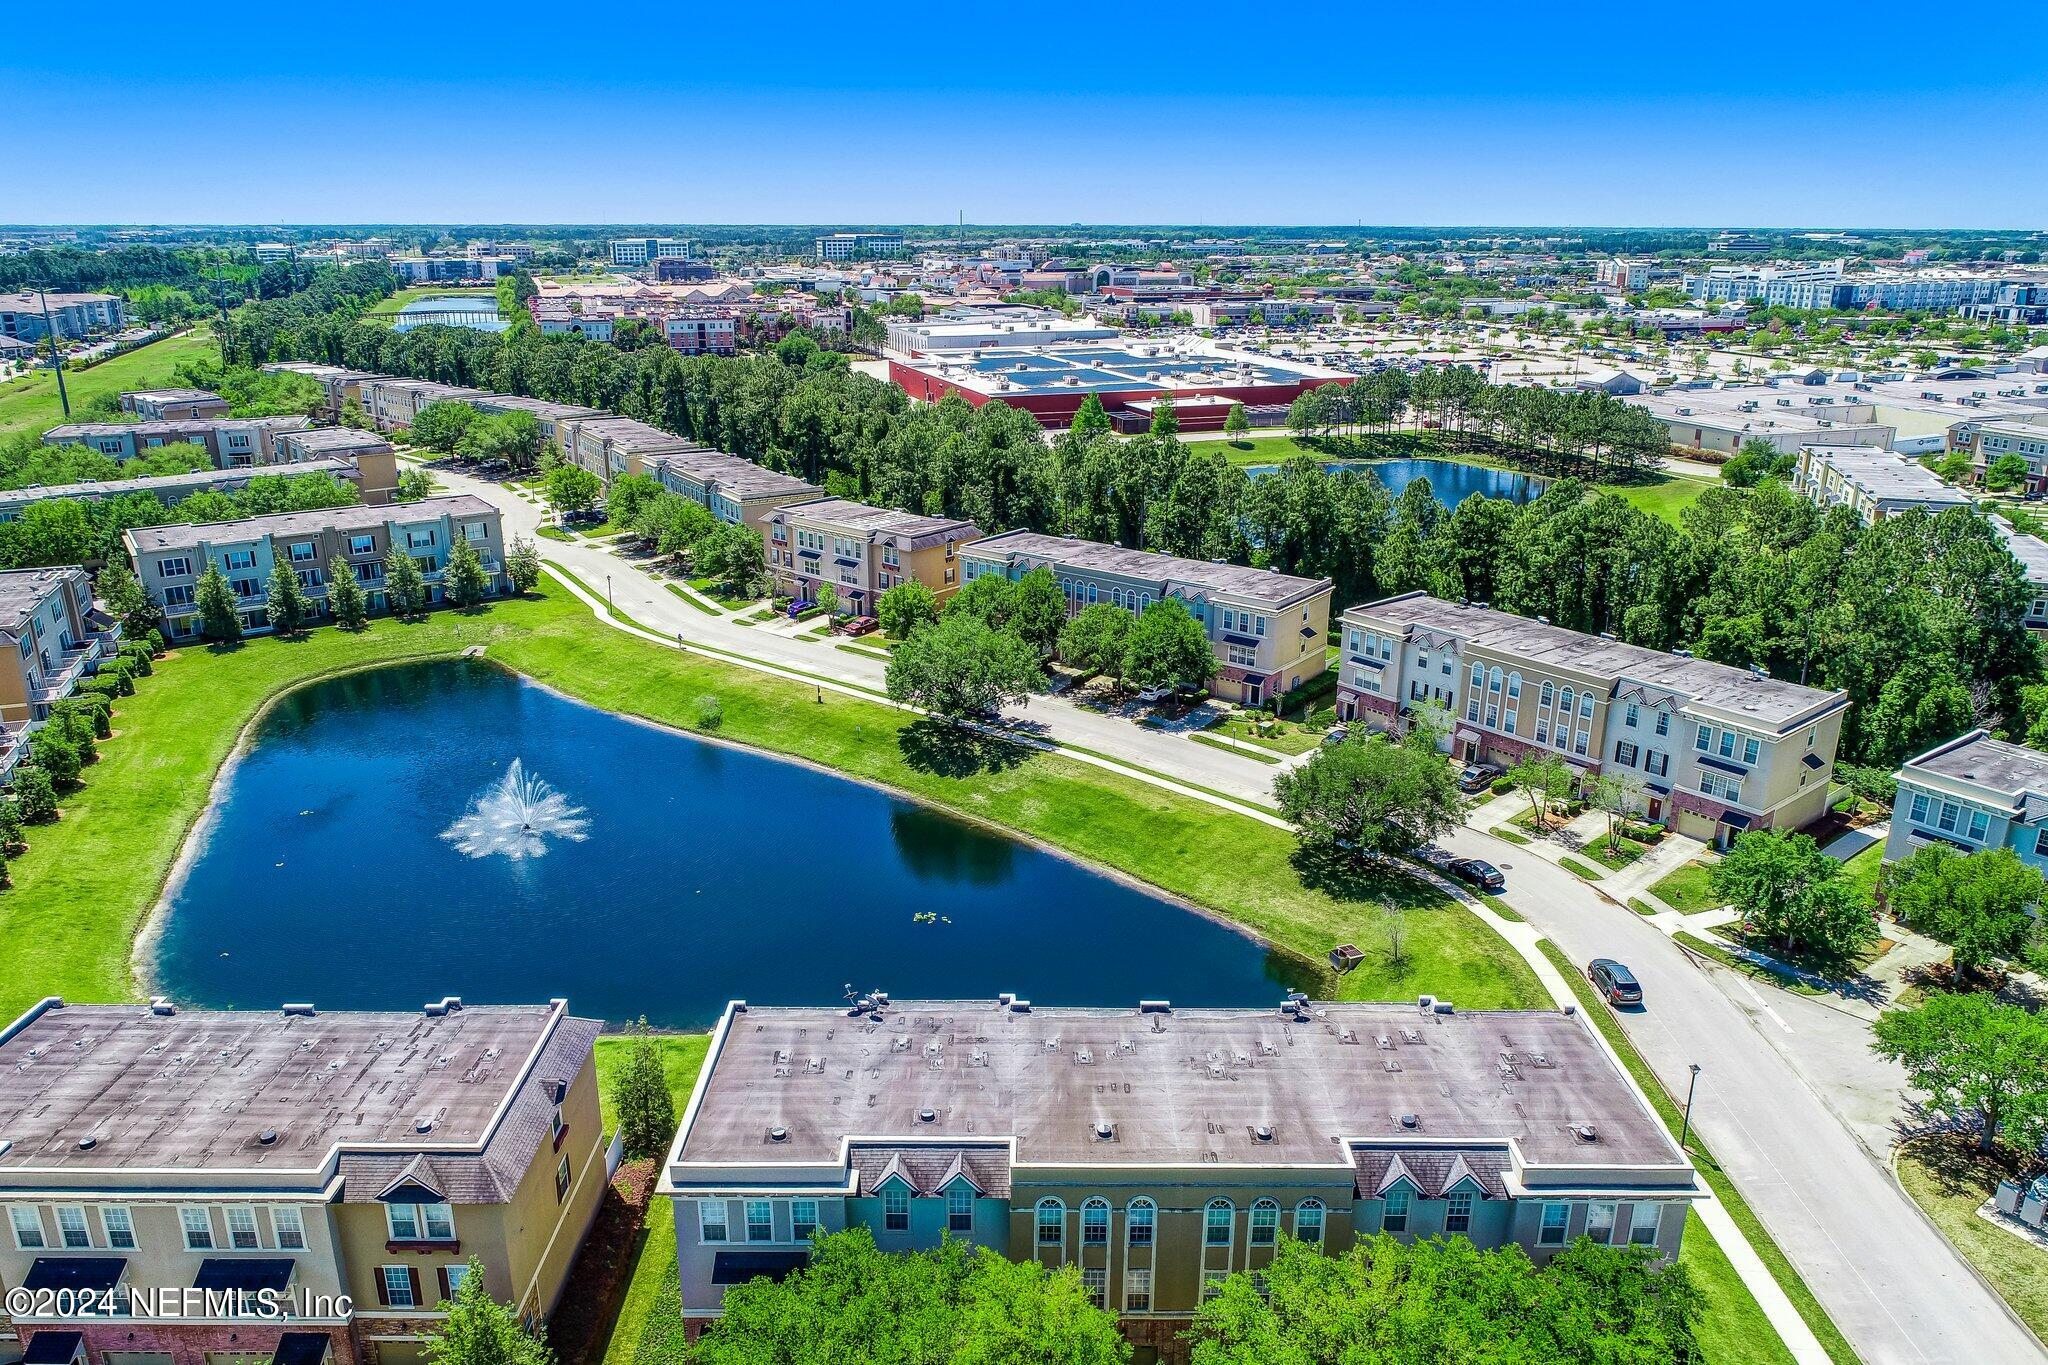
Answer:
(765, 499, 980, 614)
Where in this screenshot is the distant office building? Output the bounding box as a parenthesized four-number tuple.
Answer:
(1595, 259, 1653, 291)
(1684, 261, 1849, 308)
(1710, 232, 1774, 253)
(389, 256, 503, 283)
(251, 242, 295, 263)
(654, 257, 718, 282)
(816, 233, 904, 262)
(0, 292, 125, 343)
(887, 316, 1120, 355)
(1964, 283, 2048, 327)
(1187, 299, 1335, 328)
(610, 238, 694, 267)
(468, 241, 536, 261)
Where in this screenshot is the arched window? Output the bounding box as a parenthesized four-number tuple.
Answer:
(1295, 1199, 1325, 1244)
(1138, 593, 1153, 611)
(1469, 663, 1484, 689)
(1126, 1199, 1155, 1248)
(1506, 672, 1521, 699)
(1081, 1198, 1109, 1246)
(1204, 1199, 1235, 1248)
(1036, 1198, 1064, 1247)
(1560, 686, 1574, 714)
(1488, 666, 1503, 693)
(1250, 1199, 1279, 1247)
(1540, 680, 1554, 708)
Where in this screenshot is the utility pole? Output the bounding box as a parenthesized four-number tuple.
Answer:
(36, 289, 71, 419)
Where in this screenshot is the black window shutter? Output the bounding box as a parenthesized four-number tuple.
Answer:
(407, 1267, 422, 1306)
(375, 1273, 390, 1307)
(437, 1267, 451, 1301)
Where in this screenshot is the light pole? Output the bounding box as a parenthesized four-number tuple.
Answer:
(605, 574, 613, 608)
(1679, 1063, 1702, 1150)
(36, 290, 70, 419)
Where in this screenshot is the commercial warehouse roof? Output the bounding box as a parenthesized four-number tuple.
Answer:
(1349, 592, 1844, 730)
(674, 1001, 1684, 1173)
(965, 529, 1330, 608)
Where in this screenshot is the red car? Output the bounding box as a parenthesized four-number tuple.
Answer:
(841, 616, 879, 637)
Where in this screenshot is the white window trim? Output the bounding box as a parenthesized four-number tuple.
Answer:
(9, 1205, 45, 1250)
(101, 1205, 136, 1250)
(180, 1205, 216, 1251)
(698, 1200, 729, 1244)
(55, 1204, 93, 1249)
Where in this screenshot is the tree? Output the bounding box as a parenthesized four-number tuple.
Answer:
(328, 557, 369, 631)
(1222, 402, 1250, 444)
(195, 564, 242, 644)
(445, 537, 491, 609)
(11, 766, 57, 823)
(1007, 566, 1066, 657)
(604, 472, 663, 529)
(1069, 393, 1112, 436)
(263, 562, 311, 635)
(1873, 991, 2048, 1154)
(1588, 770, 1647, 853)
(421, 1255, 552, 1365)
(695, 523, 766, 599)
(613, 1020, 678, 1161)
(1507, 754, 1575, 832)
(410, 400, 479, 453)
(505, 536, 542, 595)
(1121, 598, 1213, 695)
(1883, 845, 2044, 979)
(1711, 830, 1872, 961)
(876, 580, 938, 640)
(885, 613, 1043, 719)
(697, 1229, 1128, 1365)
(1187, 1235, 1698, 1365)
(28, 727, 82, 788)
(543, 463, 601, 522)
(397, 467, 437, 502)
(1148, 400, 1180, 438)
(815, 582, 840, 618)
(1057, 603, 1132, 679)
(944, 572, 1016, 633)
(1985, 452, 2031, 492)
(384, 547, 428, 619)
(461, 410, 546, 472)
(96, 560, 163, 642)
(1274, 732, 1461, 860)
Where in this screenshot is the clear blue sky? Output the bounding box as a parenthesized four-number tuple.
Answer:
(6, 0, 2046, 228)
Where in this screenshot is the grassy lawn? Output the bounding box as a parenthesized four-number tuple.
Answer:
(0, 328, 218, 437)
(1490, 827, 1532, 845)
(1651, 859, 1723, 914)
(1189, 732, 1281, 765)
(1538, 941, 1856, 1364)
(1580, 834, 1652, 871)
(1605, 473, 1714, 525)
(664, 584, 725, 616)
(1559, 855, 1605, 880)
(1838, 839, 1884, 907)
(0, 587, 1546, 1021)
(684, 577, 760, 611)
(1212, 713, 1322, 755)
(1896, 1136, 2048, 1342)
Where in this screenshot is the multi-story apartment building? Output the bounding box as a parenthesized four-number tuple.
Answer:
(0, 460, 362, 525)
(662, 315, 737, 356)
(960, 532, 1331, 707)
(1595, 259, 1653, 292)
(644, 452, 818, 535)
(815, 233, 903, 262)
(662, 999, 1699, 1360)
(1886, 730, 2048, 871)
(764, 499, 980, 614)
(1335, 593, 1847, 845)
(119, 390, 230, 422)
(124, 497, 507, 640)
(0, 293, 124, 343)
(0, 567, 110, 729)
(358, 380, 487, 436)
(466, 241, 536, 262)
(608, 238, 693, 268)
(567, 419, 694, 486)
(269, 431, 400, 504)
(1970, 419, 2048, 493)
(1791, 444, 1971, 523)
(1994, 518, 2048, 631)
(42, 418, 311, 468)
(0, 997, 606, 1365)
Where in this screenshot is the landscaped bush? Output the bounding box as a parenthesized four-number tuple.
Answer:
(78, 677, 121, 704)
(95, 660, 134, 697)
(693, 695, 724, 730)
(58, 696, 111, 741)
(118, 643, 153, 677)
(11, 767, 57, 823)
(0, 800, 22, 856)
(1490, 777, 1515, 796)
(145, 628, 165, 656)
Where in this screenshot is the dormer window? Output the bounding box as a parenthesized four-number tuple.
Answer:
(387, 1202, 454, 1243)
(881, 1181, 910, 1231)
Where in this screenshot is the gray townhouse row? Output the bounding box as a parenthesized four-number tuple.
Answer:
(39, 412, 401, 505)
(123, 496, 508, 640)
(0, 567, 117, 786)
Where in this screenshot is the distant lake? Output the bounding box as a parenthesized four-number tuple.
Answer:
(1243, 457, 1546, 508)
(393, 295, 507, 333)
(154, 662, 1307, 1026)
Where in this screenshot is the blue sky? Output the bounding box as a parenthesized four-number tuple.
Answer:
(6, 1, 2046, 228)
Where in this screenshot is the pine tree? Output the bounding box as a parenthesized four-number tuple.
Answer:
(385, 548, 428, 619)
(265, 563, 310, 635)
(446, 537, 490, 609)
(615, 1020, 678, 1161)
(328, 557, 369, 631)
(195, 565, 242, 644)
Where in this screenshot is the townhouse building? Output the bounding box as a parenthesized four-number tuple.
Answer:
(959, 532, 1331, 708)
(662, 998, 1699, 1362)
(1994, 518, 2048, 631)
(1335, 594, 1847, 846)
(0, 997, 606, 1365)
(1791, 445, 1971, 524)
(124, 497, 507, 640)
(1970, 419, 2048, 493)
(0, 461, 362, 525)
(1885, 730, 2048, 871)
(0, 567, 112, 730)
(268, 431, 400, 505)
(567, 419, 694, 486)
(43, 418, 311, 468)
(643, 452, 818, 536)
(119, 391, 230, 422)
(257, 366, 381, 424)
(764, 500, 980, 615)
(358, 381, 486, 437)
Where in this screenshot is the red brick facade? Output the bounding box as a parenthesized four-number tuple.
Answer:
(33, 1322, 355, 1365)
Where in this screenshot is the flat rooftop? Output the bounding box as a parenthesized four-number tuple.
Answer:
(1996, 518, 2048, 586)
(0, 1000, 590, 1175)
(123, 388, 222, 404)
(578, 416, 696, 453)
(1350, 592, 1843, 730)
(648, 448, 819, 500)
(967, 529, 1330, 608)
(781, 497, 978, 544)
(0, 459, 354, 507)
(1802, 445, 1970, 506)
(904, 342, 1344, 398)
(677, 1001, 1681, 1171)
(277, 428, 391, 453)
(0, 568, 78, 636)
(126, 494, 495, 554)
(1904, 730, 2048, 798)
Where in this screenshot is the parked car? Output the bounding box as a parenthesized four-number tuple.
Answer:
(1450, 858, 1505, 892)
(1588, 959, 1643, 1007)
(1457, 762, 1504, 793)
(1321, 725, 1350, 747)
(840, 616, 878, 637)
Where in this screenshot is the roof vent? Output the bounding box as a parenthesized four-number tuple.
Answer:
(1573, 1124, 1599, 1143)
(76, 1134, 97, 1151)
(1252, 1125, 1275, 1143)
(423, 996, 464, 1017)
(281, 1003, 316, 1017)
(149, 998, 177, 1017)
(1398, 1113, 1419, 1130)
(768, 1126, 789, 1143)
(1092, 1121, 1116, 1141)
(1138, 1000, 1171, 1014)
(917, 1108, 938, 1124)
(256, 1129, 279, 1146)
(413, 1115, 435, 1135)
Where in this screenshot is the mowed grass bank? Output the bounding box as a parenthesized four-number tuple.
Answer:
(0, 328, 219, 437)
(0, 588, 1543, 1021)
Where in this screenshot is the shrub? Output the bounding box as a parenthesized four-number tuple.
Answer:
(118, 643, 153, 677)
(59, 696, 111, 740)
(146, 628, 165, 655)
(78, 677, 121, 703)
(11, 767, 58, 823)
(0, 799, 23, 855)
(694, 694, 724, 730)
(95, 659, 134, 697)
(29, 729, 82, 786)
(1490, 777, 1515, 795)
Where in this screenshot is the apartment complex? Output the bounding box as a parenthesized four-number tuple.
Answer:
(1886, 730, 2048, 871)
(0, 997, 606, 1365)
(0, 567, 110, 729)
(124, 497, 507, 640)
(960, 532, 1331, 707)
(765, 499, 980, 613)
(0, 294, 124, 344)
(644, 451, 818, 535)
(662, 999, 1699, 1359)
(1336, 593, 1847, 845)
(567, 418, 694, 485)
(119, 390, 229, 422)
(43, 417, 311, 468)
(0, 460, 361, 525)
(1971, 419, 2048, 492)
(1791, 445, 1971, 523)
(269, 430, 401, 504)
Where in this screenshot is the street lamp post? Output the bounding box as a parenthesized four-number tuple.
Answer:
(1679, 1063, 1702, 1150)
(605, 574, 613, 608)
(37, 290, 71, 419)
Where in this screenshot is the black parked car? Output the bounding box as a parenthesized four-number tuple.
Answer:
(1450, 858, 1505, 892)
(1588, 958, 1643, 1006)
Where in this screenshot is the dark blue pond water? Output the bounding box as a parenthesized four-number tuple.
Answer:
(155, 662, 1305, 1026)
(1243, 457, 1545, 507)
